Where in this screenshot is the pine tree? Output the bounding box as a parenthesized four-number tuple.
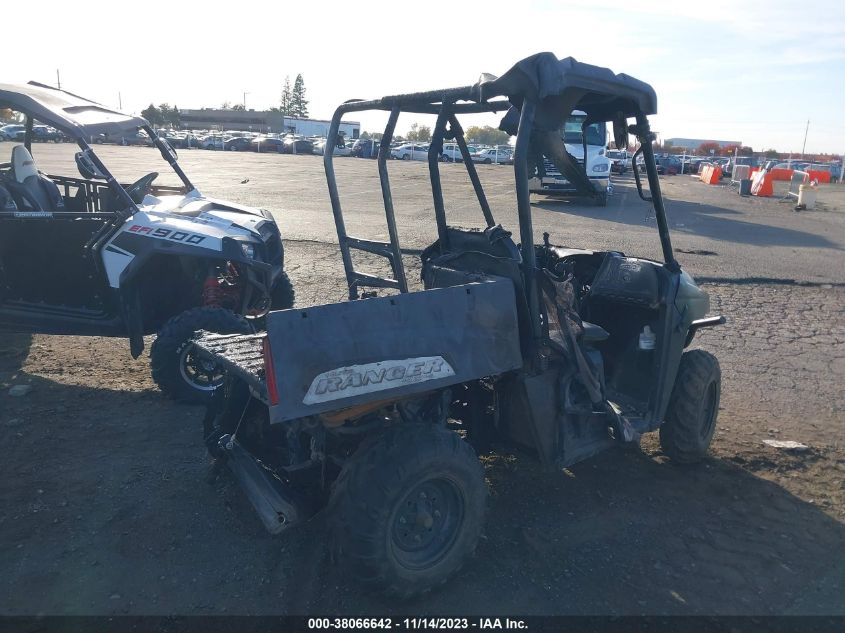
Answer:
(291, 74, 308, 118)
(280, 76, 292, 116)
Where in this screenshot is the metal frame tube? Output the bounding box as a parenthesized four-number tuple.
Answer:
(449, 115, 495, 227)
(378, 108, 408, 293)
(143, 124, 194, 191)
(513, 101, 542, 363)
(323, 106, 358, 297)
(429, 106, 451, 248)
(636, 115, 677, 270)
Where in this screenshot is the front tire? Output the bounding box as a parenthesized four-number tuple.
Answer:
(660, 350, 721, 463)
(150, 307, 252, 404)
(329, 424, 487, 598)
(269, 271, 295, 310)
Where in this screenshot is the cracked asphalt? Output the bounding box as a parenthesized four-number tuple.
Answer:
(1, 144, 844, 616)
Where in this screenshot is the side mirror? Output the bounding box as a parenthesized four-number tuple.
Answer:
(75, 151, 106, 180)
(612, 117, 629, 152)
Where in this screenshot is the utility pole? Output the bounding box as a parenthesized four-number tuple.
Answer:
(243, 91, 250, 109)
(56, 69, 61, 89)
(801, 119, 809, 159)
(118, 92, 122, 110)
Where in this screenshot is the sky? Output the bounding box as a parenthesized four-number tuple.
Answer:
(6, 0, 845, 154)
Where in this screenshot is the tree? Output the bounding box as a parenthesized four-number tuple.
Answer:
(291, 74, 308, 118)
(764, 148, 780, 159)
(168, 105, 181, 128)
(698, 142, 721, 156)
(141, 103, 164, 127)
(737, 146, 754, 157)
(280, 76, 293, 116)
(406, 123, 431, 142)
(232, 103, 245, 111)
(465, 125, 511, 146)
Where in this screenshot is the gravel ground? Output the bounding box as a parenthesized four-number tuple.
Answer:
(1, 144, 843, 616)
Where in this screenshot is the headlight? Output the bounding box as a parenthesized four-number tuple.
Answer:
(241, 243, 256, 259)
(592, 164, 609, 173)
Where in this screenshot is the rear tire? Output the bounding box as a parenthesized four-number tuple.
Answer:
(660, 350, 721, 463)
(329, 423, 487, 598)
(593, 192, 608, 207)
(150, 307, 251, 404)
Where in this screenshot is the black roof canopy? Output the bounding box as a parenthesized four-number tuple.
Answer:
(0, 81, 148, 139)
(475, 52, 657, 131)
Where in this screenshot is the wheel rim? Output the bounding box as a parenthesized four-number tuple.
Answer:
(178, 343, 225, 392)
(390, 477, 464, 570)
(700, 381, 718, 440)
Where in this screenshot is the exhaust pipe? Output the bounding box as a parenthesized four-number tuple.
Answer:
(219, 435, 303, 534)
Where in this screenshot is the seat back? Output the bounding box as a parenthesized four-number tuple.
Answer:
(421, 225, 534, 357)
(8, 145, 64, 213)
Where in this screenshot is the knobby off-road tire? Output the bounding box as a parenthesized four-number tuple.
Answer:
(150, 307, 251, 404)
(660, 350, 721, 463)
(269, 271, 295, 310)
(329, 424, 487, 598)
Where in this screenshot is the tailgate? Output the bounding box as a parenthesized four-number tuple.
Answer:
(265, 279, 523, 423)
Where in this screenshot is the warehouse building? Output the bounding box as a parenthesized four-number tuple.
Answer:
(665, 138, 742, 151)
(179, 108, 360, 138)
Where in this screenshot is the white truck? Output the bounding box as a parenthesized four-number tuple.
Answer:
(529, 110, 610, 206)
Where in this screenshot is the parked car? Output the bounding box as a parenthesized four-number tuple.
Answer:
(93, 130, 152, 146)
(32, 125, 64, 142)
(351, 138, 380, 158)
(606, 149, 630, 173)
(168, 133, 201, 149)
(0, 124, 25, 141)
(200, 135, 227, 150)
(281, 138, 314, 154)
(315, 139, 352, 156)
(225, 136, 253, 152)
(654, 156, 683, 175)
(391, 143, 428, 160)
(250, 137, 285, 152)
(471, 148, 511, 164)
(441, 144, 464, 162)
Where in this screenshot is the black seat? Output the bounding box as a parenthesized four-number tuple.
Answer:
(6, 145, 64, 213)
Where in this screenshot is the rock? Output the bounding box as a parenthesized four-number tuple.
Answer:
(8, 385, 32, 397)
(763, 439, 809, 451)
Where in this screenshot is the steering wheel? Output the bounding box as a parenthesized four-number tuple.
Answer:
(125, 172, 159, 204)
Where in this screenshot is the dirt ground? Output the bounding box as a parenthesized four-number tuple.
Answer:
(1, 146, 844, 616)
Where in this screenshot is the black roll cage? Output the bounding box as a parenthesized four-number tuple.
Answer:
(324, 87, 677, 325)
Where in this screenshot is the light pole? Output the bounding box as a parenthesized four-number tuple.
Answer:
(243, 91, 250, 110)
(801, 119, 809, 160)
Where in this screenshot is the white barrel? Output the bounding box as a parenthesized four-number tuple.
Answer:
(798, 184, 817, 209)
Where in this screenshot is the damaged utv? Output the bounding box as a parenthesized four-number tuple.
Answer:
(196, 53, 726, 596)
(0, 82, 294, 402)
